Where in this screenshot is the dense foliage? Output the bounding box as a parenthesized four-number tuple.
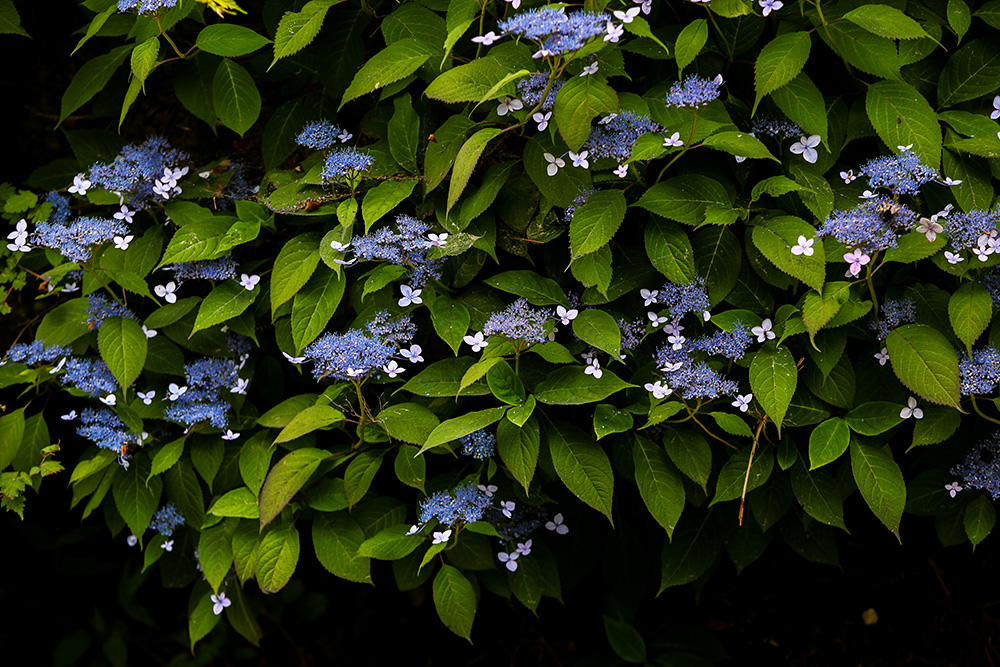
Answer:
(4, 0, 1000, 659)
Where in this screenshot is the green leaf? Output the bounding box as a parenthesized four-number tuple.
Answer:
(425, 58, 518, 103)
(433, 565, 476, 641)
(658, 512, 721, 592)
(790, 462, 847, 531)
(886, 324, 961, 409)
(98, 316, 148, 391)
(429, 295, 472, 354)
(572, 309, 623, 362)
(192, 281, 258, 334)
(199, 523, 234, 593)
(850, 439, 906, 539)
(485, 270, 567, 306)
(751, 217, 826, 292)
(594, 404, 633, 440)
(635, 175, 730, 226)
(0, 409, 25, 471)
(113, 461, 162, 541)
(257, 523, 300, 593)
(393, 445, 426, 493)
(208, 487, 259, 519)
(949, 0, 972, 41)
(711, 412, 754, 438)
(388, 93, 421, 172)
(341, 38, 435, 107)
(844, 5, 931, 40)
(174, 56, 218, 128)
(535, 367, 634, 405)
(703, 131, 777, 161)
(822, 21, 900, 80)
(344, 450, 384, 507)
(496, 417, 540, 492)
(158, 219, 231, 267)
(554, 75, 619, 152)
(258, 448, 331, 529)
(949, 281, 992, 349)
(964, 495, 995, 548)
(274, 405, 344, 444)
(570, 190, 626, 259)
(604, 616, 647, 664)
(866, 80, 941, 169)
(402, 357, 491, 397)
(212, 59, 261, 137)
(379, 403, 440, 446)
(911, 405, 961, 449)
(270, 233, 320, 312)
(808, 418, 850, 470)
(675, 19, 708, 73)
(130, 36, 160, 89)
(196, 24, 271, 57)
(358, 524, 422, 559)
(363, 180, 419, 231)
(291, 265, 345, 352)
(625, 16, 670, 55)
(802, 282, 850, 342)
(711, 445, 773, 505)
(189, 589, 221, 651)
(634, 436, 685, 538)
(73, 5, 116, 54)
(693, 226, 742, 306)
(270, 0, 339, 68)
(59, 45, 131, 125)
(749, 345, 797, 430)
(645, 218, 696, 283)
(754, 32, 811, 113)
(149, 437, 185, 479)
(548, 422, 614, 522)
(231, 520, 260, 584)
(313, 513, 372, 583)
(662, 428, 712, 491)
(486, 361, 526, 405)
(845, 402, 906, 436)
(770, 73, 828, 138)
(419, 407, 507, 454)
(448, 128, 501, 214)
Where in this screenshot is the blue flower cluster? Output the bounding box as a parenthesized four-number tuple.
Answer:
(5, 341, 71, 365)
(31, 217, 128, 263)
(583, 110, 663, 163)
(816, 197, 917, 253)
(297, 120, 343, 150)
(655, 346, 740, 399)
(483, 298, 551, 344)
(215, 163, 254, 208)
(167, 256, 238, 282)
(664, 75, 723, 108)
(497, 7, 609, 58)
(86, 294, 139, 330)
(418, 484, 492, 526)
(951, 433, 1000, 499)
(941, 210, 1000, 252)
(303, 312, 415, 381)
(655, 278, 711, 322)
(164, 358, 240, 429)
(460, 430, 496, 460)
(321, 148, 374, 182)
(983, 270, 1000, 308)
(619, 317, 646, 351)
(352, 216, 445, 287)
(491, 503, 545, 542)
(564, 189, 597, 223)
(76, 408, 132, 453)
(62, 358, 119, 397)
(687, 325, 753, 360)
(860, 150, 938, 195)
(959, 346, 1000, 395)
(150, 503, 186, 537)
(516, 74, 564, 111)
(871, 298, 916, 340)
(89, 137, 189, 208)
(117, 0, 178, 13)
(750, 115, 802, 139)
(45, 191, 72, 224)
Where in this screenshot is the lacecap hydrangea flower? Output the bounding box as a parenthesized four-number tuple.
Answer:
(482, 298, 551, 345)
(296, 120, 344, 150)
(419, 484, 492, 526)
(497, 7, 610, 58)
(664, 74, 723, 108)
(460, 430, 496, 460)
(88, 137, 189, 209)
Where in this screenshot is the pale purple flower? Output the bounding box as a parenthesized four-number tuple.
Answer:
(330, 240, 350, 252)
(645, 381, 672, 399)
(875, 348, 889, 365)
(533, 111, 551, 131)
(556, 305, 578, 325)
(68, 173, 91, 195)
(667, 333, 685, 350)
(580, 62, 599, 77)
(941, 176, 962, 186)
(398, 284, 423, 307)
(401, 345, 424, 363)
(844, 249, 870, 277)
(568, 150, 589, 169)
(640, 288, 659, 306)
(633, 0, 652, 14)
(464, 331, 489, 352)
(900, 396, 923, 419)
(944, 251, 964, 264)
(472, 31, 501, 46)
(662, 132, 683, 148)
(840, 170, 856, 184)
(860, 190, 877, 199)
(239, 274, 260, 291)
(154, 281, 177, 304)
(732, 393, 753, 412)
(992, 96, 1000, 120)
(498, 551, 519, 572)
(338, 129, 353, 143)
(138, 390, 155, 405)
(760, 0, 783, 16)
(426, 233, 448, 247)
(604, 21, 624, 43)
(751, 319, 776, 343)
(791, 235, 815, 256)
(383, 360, 404, 378)
(211, 593, 231, 615)
(406, 524, 421, 536)
(945, 481, 963, 497)
(516, 539, 533, 556)
(790, 135, 821, 163)
(283, 351, 306, 364)
(545, 513, 569, 534)
(100, 394, 116, 406)
(613, 7, 640, 23)
(127, 534, 138, 547)
(162, 539, 174, 552)
(500, 500, 515, 518)
(113, 205, 135, 224)
(142, 325, 157, 338)
(167, 383, 188, 401)
(477, 484, 498, 497)
(585, 358, 603, 379)
(648, 311, 668, 328)
(614, 164, 629, 178)
(61, 411, 77, 421)
(222, 430, 240, 440)
(915, 217, 944, 242)
(231, 378, 249, 395)
(432, 529, 452, 545)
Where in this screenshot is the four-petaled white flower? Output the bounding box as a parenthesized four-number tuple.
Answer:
(113, 234, 133, 250)
(604, 21, 624, 43)
(398, 284, 423, 307)
(426, 233, 449, 247)
(556, 305, 578, 325)
(478, 484, 498, 497)
(791, 235, 815, 256)
(648, 311, 668, 327)
(875, 348, 890, 366)
(732, 393, 753, 412)
(533, 111, 551, 131)
(568, 150, 589, 169)
(211, 593, 231, 615)
(500, 500, 516, 518)
(544, 152, 565, 177)
(613, 7, 640, 23)
(663, 132, 684, 148)
(100, 394, 116, 406)
(585, 358, 603, 379)
(640, 288, 659, 306)
(168, 383, 188, 401)
(840, 170, 856, 184)
(860, 190, 877, 199)
(916, 217, 944, 242)
(113, 205, 135, 224)
(945, 481, 963, 498)
(432, 529, 452, 545)
(383, 360, 404, 378)
(644, 381, 672, 399)
(900, 396, 923, 419)
(600, 113, 618, 125)
(239, 273, 260, 291)
(154, 281, 178, 304)
(941, 176, 962, 186)
(49, 357, 66, 375)
(789, 135, 821, 164)
(406, 524, 421, 536)
(760, 0, 784, 16)
(668, 333, 686, 350)
(496, 96, 523, 116)
(752, 319, 776, 343)
(6, 231, 30, 252)
(516, 539, 532, 556)
(338, 129, 353, 143)
(401, 345, 424, 363)
(944, 251, 965, 264)
(283, 351, 306, 364)
(614, 164, 629, 178)
(464, 331, 489, 352)
(69, 173, 91, 195)
(498, 551, 519, 572)
(142, 325, 157, 339)
(231, 378, 249, 395)
(162, 540, 174, 552)
(580, 62, 599, 77)
(62, 281, 79, 292)
(703, 310, 712, 322)
(897, 144, 913, 152)
(545, 513, 569, 534)
(61, 411, 77, 421)
(127, 534, 138, 547)
(222, 430, 240, 441)
(138, 390, 155, 405)
(844, 248, 871, 277)
(472, 31, 501, 46)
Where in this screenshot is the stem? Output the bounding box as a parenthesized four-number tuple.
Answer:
(864, 255, 879, 317)
(155, 16, 185, 59)
(738, 417, 768, 526)
(971, 396, 1000, 426)
(691, 414, 739, 451)
(655, 112, 700, 182)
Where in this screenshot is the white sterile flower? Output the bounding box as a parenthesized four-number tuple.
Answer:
(668, 333, 686, 350)
(533, 111, 551, 131)
(703, 310, 712, 322)
(516, 539, 533, 556)
(648, 311, 668, 327)
(334, 256, 357, 266)
(556, 305, 578, 325)
(844, 248, 870, 277)
(472, 31, 501, 46)
(614, 164, 629, 178)
(346, 368, 364, 378)
(544, 152, 565, 177)
(600, 113, 618, 125)
(138, 390, 155, 405)
(222, 430, 240, 441)
(199, 170, 212, 179)
(238, 353, 249, 370)
(63, 281, 79, 293)
(585, 358, 603, 379)
(613, 7, 640, 23)
(568, 150, 589, 169)
(735, 155, 748, 164)
(751, 319, 776, 343)
(759, 0, 783, 15)
(661, 361, 683, 374)
(6, 234, 30, 252)
(211, 593, 231, 615)
(860, 190, 877, 199)
(330, 240, 351, 252)
(944, 251, 965, 264)
(791, 235, 815, 256)
(398, 284, 423, 307)
(916, 217, 944, 242)
(633, 0, 652, 15)
(498, 551, 519, 572)
(640, 288, 659, 306)
(110, 234, 132, 250)
(941, 176, 962, 186)
(231, 378, 249, 395)
(68, 173, 91, 195)
(61, 410, 77, 421)
(897, 144, 913, 152)
(604, 21, 624, 43)
(545, 513, 569, 534)
(127, 534, 138, 547)
(900, 396, 923, 419)
(500, 500, 516, 518)
(283, 351, 306, 364)
(167, 383, 188, 401)
(383, 360, 404, 378)
(644, 381, 672, 399)
(974, 245, 993, 262)
(100, 394, 117, 406)
(7, 219, 28, 241)
(581, 351, 595, 364)
(875, 348, 890, 366)
(505, 0, 520, 9)
(239, 274, 260, 291)
(840, 170, 856, 184)
(154, 281, 177, 303)
(432, 529, 452, 545)
(663, 132, 684, 148)
(732, 393, 753, 412)
(464, 331, 489, 352)
(138, 431, 149, 443)
(406, 524, 421, 536)
(113, 205, 135, 224)
(401, 345, 424, 363)
(478, 484, 498, 497)
(789, 135, 821, 164)
(142, 325, 157, 339)
(426, 233, 448, 247)
(162, 540, 174, 552)
(496, 96, 523, 116)
(49, 357, 66, 374)
(338, 129, 353, 143)
(580, 62, 599, 77)
(992, 96, 1000, 120)
(945, 481, 963, 498)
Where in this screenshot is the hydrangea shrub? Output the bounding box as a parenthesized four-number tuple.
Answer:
(3, 0, 1000, 657)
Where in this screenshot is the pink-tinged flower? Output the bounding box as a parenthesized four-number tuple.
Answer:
(533, 111, 551, 131)
(640, 288, 659, 306)
(791, 235, 815, 256)
(944, 251, 964, 265)
(604, 21, 624, 43)
(584, 358, 603, 379)
(614, 164, 629, 178)
(915, 217, 944, 242)
(844, 249, 870, 277)
(613, 7, 640, 23)
(568, 150, 589, 169)
(239, 274, 260, 291)
(556, 305, 578, 325)
(945, 481, 963, 498)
